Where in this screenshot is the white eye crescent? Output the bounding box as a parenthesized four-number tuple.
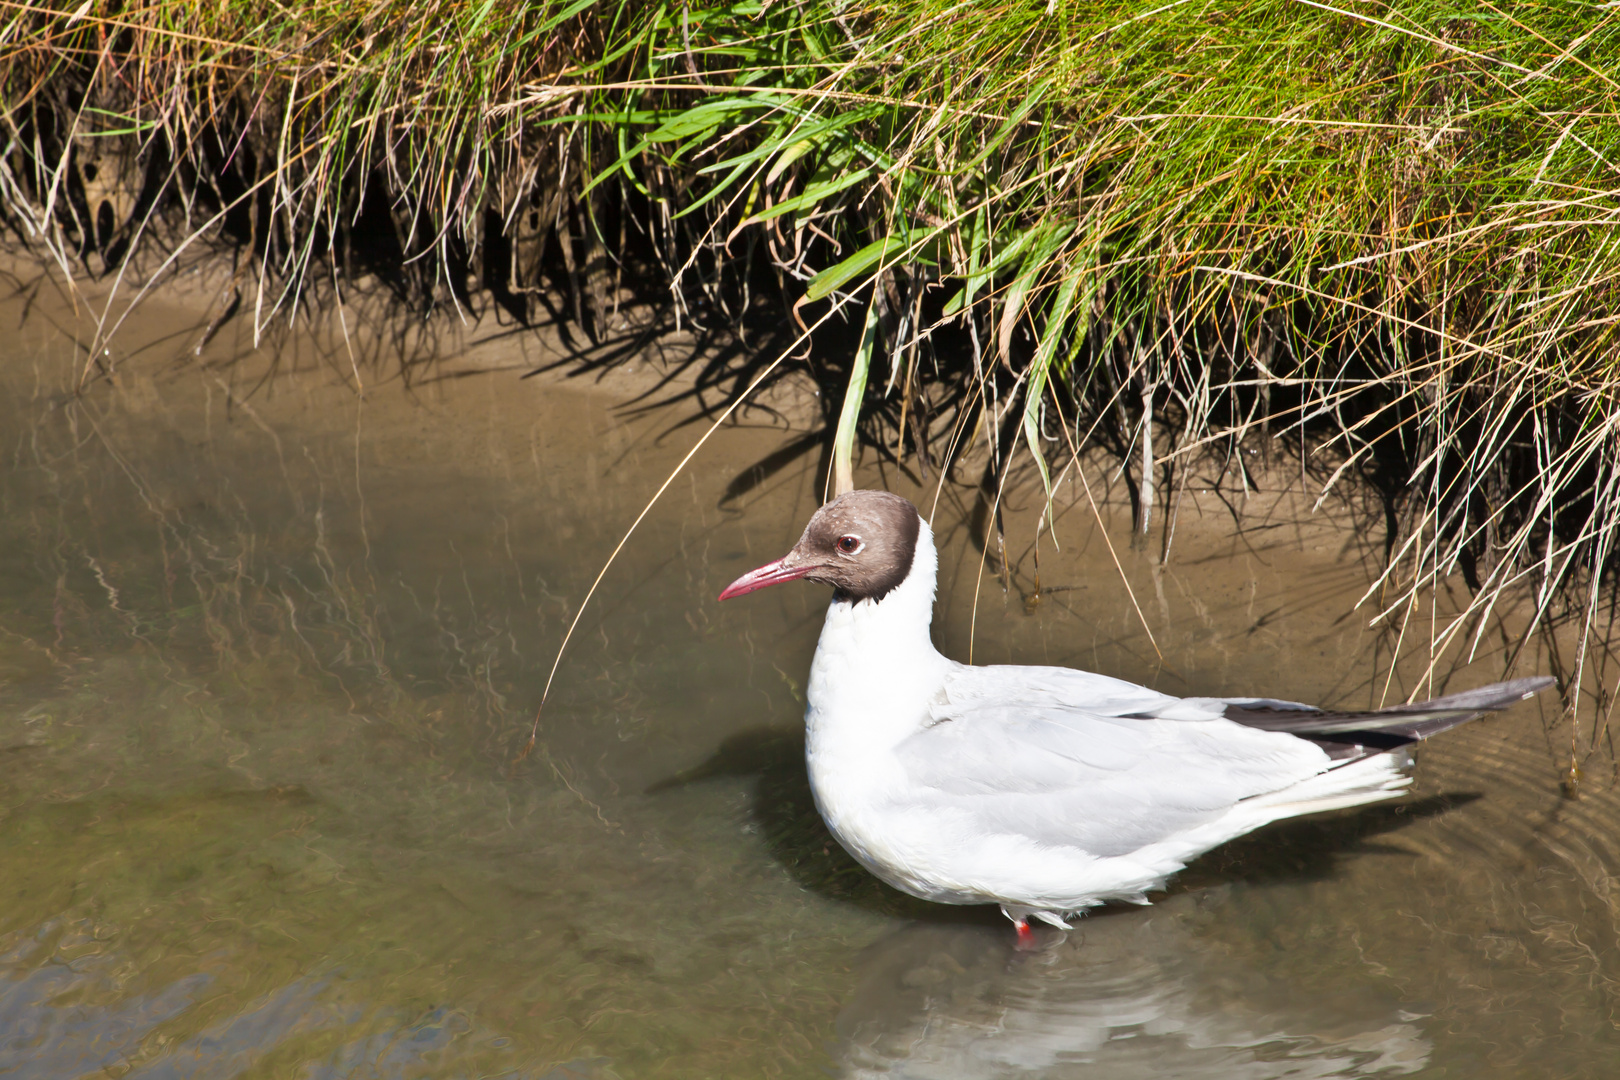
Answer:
(836, 535, 864, 556)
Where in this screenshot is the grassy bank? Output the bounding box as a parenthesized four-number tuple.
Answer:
(4, 1, 1619, 711)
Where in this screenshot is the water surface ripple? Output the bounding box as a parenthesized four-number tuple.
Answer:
(1, 278, 1617, 1077)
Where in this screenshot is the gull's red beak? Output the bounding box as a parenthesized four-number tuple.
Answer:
(718, 556, 812, 601)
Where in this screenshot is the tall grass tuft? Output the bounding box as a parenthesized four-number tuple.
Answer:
(5, 1, 1620, 737)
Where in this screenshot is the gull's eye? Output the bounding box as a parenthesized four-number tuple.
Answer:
(836, 535, 863, 555)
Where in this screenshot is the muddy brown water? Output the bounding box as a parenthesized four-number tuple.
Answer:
(2, 267, 1619, 1078)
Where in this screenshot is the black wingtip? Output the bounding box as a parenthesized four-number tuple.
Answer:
(1517, 675, 1558, 699)
(1225, 675, 1558, 741)
(1340, 675, 1558, 744)
(1381, 676, 1556, 717)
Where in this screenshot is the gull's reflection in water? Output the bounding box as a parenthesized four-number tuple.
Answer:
(836, 893, 1428, 1080)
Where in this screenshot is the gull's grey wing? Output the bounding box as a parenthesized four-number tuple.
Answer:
(927, 663, 1193, 720)
(895, 665, 1332, 858)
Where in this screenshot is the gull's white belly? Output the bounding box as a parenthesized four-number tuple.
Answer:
(804, 727, 1184, 910)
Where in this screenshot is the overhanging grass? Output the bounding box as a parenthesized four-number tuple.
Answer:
(4, 1, 1620, 727)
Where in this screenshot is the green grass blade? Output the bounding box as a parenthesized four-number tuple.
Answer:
(832, 299, 881, 497)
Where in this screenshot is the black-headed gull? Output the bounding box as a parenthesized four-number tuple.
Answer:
(719, 490, 1554, 943)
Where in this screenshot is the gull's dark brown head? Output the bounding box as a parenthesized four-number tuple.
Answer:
(718, 490, 922, 604)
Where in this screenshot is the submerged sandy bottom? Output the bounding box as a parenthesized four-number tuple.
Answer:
(0, 262, 1616, 1078)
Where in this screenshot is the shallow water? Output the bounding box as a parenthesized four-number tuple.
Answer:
(2, 269, 1619, 1078)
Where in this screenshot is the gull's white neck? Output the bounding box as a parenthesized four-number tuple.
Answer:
(804, 518, 952, 753)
